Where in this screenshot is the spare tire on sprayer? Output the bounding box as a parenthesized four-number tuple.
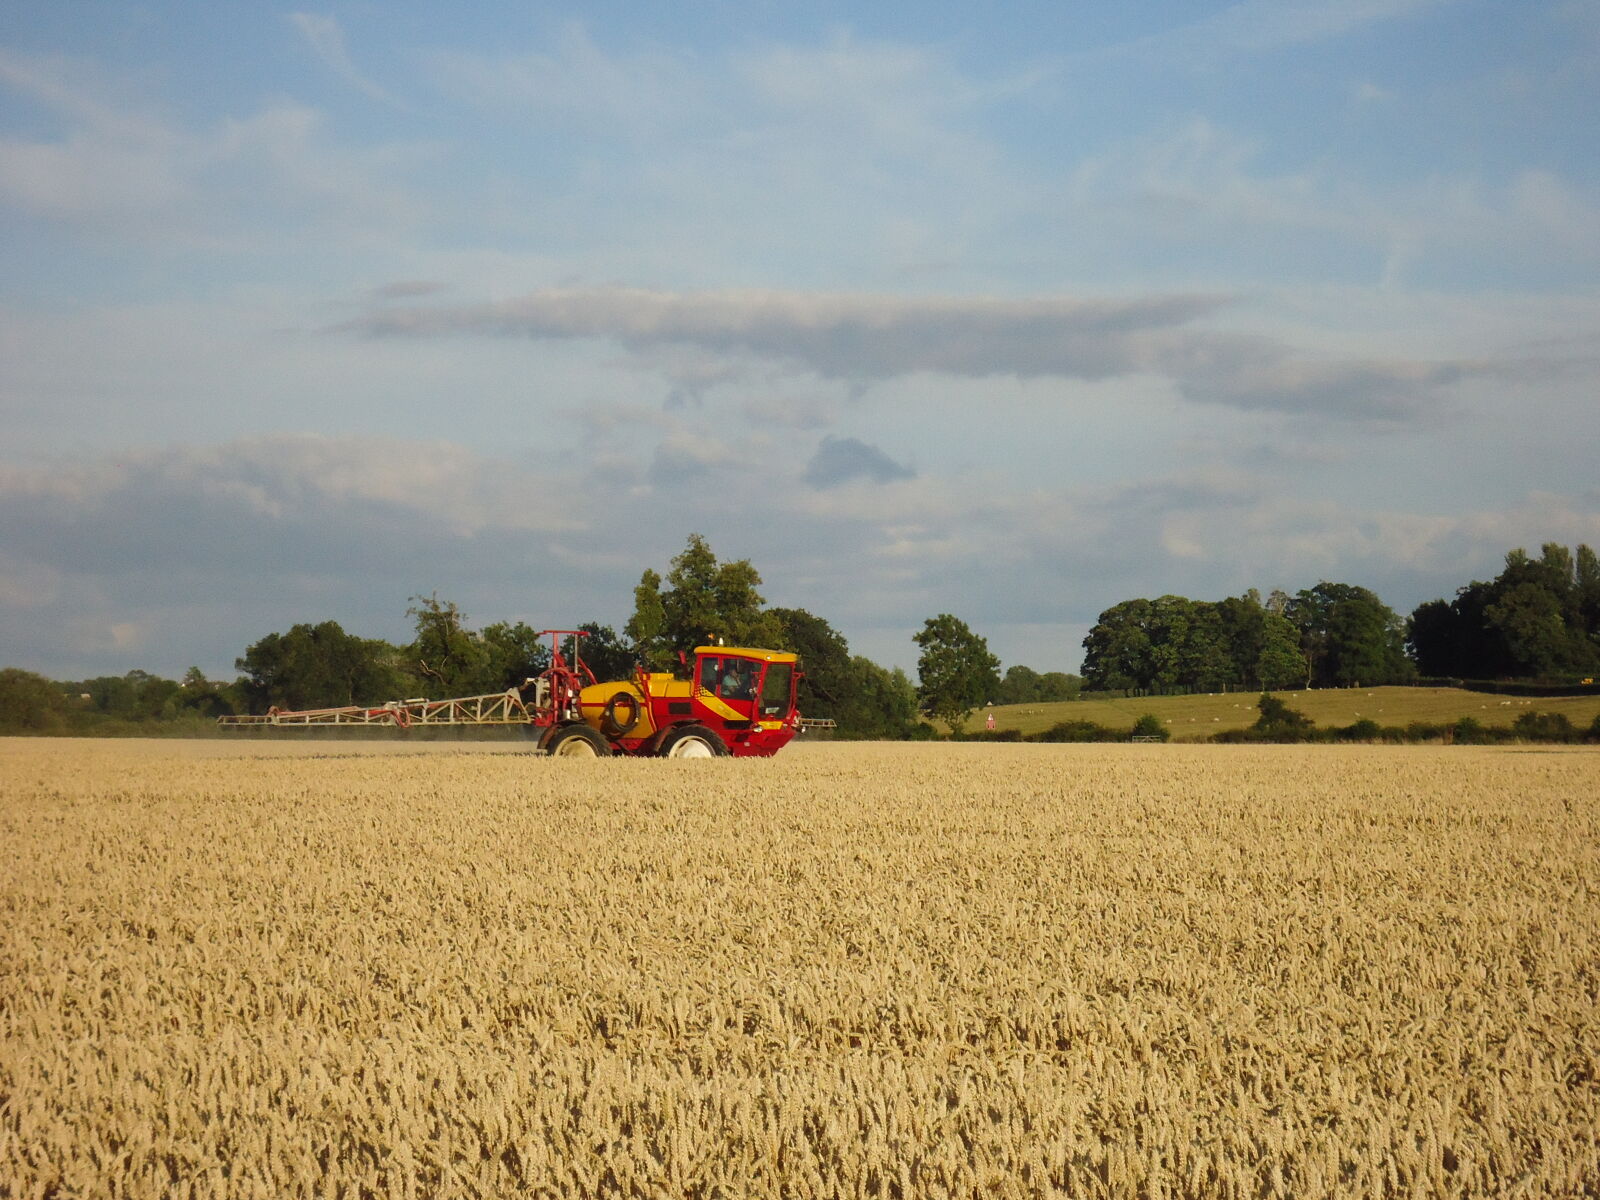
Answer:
(600, 690, 642, 737)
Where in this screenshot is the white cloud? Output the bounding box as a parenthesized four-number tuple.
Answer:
(0, 47, 428, 245)
(426, 22, 711, 140)
(0, 49, 185, 231)
(1066, 117, 1600, 287)
(423, 28, 1028, 282)
(288, 13, 404, 107)
(1510, 170, 1600, 258)
(1118, 0, 1452, 59)
(730, 30, 1000, 169)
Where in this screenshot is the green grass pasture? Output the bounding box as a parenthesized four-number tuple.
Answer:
(974, 686, 1600, 740)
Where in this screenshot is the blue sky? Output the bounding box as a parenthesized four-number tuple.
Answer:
(1, 0, 1597, 680)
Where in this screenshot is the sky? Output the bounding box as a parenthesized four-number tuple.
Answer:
(1, 0, 1597, 681)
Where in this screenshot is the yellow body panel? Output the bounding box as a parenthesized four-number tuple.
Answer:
(578, 673, 695, 741)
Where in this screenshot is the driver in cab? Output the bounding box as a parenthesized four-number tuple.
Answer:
(720, 658, 756, 701)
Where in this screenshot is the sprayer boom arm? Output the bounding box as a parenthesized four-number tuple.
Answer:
(216, 690, 534, 729)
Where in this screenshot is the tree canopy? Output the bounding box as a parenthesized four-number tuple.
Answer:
(409, 594, 494, 696)
(1081, 592, 1310, 692)
(574, 622, 633, 683)
(1285, 582, 1410, 688)
(1406, 543, 1600, 679)
(0, 668, 68, 732)
(236, 621, 409, 712)
(626, 534, 783, 669)
(914, 614, 1000, 731)
(769, 607, 852, 719)
(992, 664, 1082, 704)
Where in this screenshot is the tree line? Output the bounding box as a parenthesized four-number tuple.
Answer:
(1079, 584, 1406, 692)
(0, 535, 1049, 738)
(1407, 543, 1600, 679)
(1077, 542, 1600, 694)
(4, 536, 1593, 737)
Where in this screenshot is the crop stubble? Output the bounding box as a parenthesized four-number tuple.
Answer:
(1, 739, 1597, 1198)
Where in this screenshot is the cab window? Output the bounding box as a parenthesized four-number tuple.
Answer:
(698, 655, 757, 702)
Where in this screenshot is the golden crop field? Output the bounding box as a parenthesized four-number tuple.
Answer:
(3, 738, 1598, 1199)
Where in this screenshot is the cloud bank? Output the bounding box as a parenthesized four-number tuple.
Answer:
(4, 433, 1597, 680)
(344, 286, 1468, 420)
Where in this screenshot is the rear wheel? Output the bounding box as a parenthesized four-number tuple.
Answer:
(545, 724, 612, 757)
(659, 724, 728, 758)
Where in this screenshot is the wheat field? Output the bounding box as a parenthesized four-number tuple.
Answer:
(2, 738, 1597, 1198)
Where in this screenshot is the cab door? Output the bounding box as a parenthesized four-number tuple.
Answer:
(692, 654, 759, 729)
(756, 660, 794, 723)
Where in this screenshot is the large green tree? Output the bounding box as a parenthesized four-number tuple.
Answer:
(1254, 613, 1309, 688)
(1286, 582, 1409, 687)
(1081, 596, 1226, 691)
(1405, 543, 1600, 679)
(1037, 671, 1083, 701)
(1405, 598, 1459, 678)
(479, 620, 552, 690)
(574, 622, 634, 682)
(624, 569, 668, 668)
(914, 614, 1000, 732)
(1217, 591, 1308, 689)
(1484, 582, 1571, 679)
(408, 594, 495, 695)
(1578, 544, 1600, 636)
(1178, 600, 1235, 689)
(411, 603, 624, 691)
(1083, 591, 1308, 692)
(76, 672, 139, 717)
(834, 656, 919, 738)
(993, 664, 1082, 704)
(237, 621, 409, 712)
(625, 534, 783, 668)
(0, 668, 67, 731)
(768, 607, 922, 737)
(994, 664, 1042, 704)
(178, 667, 238, 718)
(1080, 598, 1156, 690)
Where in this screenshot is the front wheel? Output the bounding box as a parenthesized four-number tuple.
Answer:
(545, 724, 613, 757)
(658, 724, 728, 758)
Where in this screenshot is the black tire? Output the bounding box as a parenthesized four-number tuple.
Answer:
(600, 691, 642, 737)
(657, 724, 728, 758)
(544, 724, 613, 758)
